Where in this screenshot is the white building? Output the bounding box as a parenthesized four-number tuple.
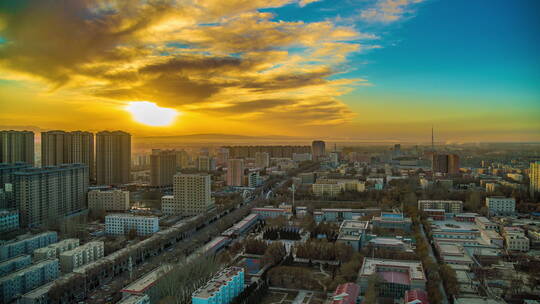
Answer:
(59, 241, 104, 272)
(106, 214, 159, 236)
(503, 227, 529, 252)
(88, 189, 130, 211)
(161, 174, 215, 216)
(485, 197, 515, 216)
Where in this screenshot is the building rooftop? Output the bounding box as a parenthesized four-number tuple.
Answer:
(122, 264, 174, 294)
(331, 283, 359, 304)
(106, 213, 158, 219)
(359, 258, 425, 281)
(0, 259, 57, 282)
(0, 254, 30, 268)
(192, 267, 243, 299)
(454, 297, 505, 304)
(117, 294, 150, 304)
(340, 220, 369, 230)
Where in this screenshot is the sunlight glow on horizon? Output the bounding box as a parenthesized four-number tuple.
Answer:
(125, 101, 178, 127)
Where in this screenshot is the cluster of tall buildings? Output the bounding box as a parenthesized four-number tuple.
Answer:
(0, 131, 34, 165)
(1, 130, 131, 185)
(0, 129, 132, 228)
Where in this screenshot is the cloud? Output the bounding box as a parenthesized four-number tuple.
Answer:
(298, 0, 322, 7)
(0, 0, 375, 127)
(360, 0, 424, 23)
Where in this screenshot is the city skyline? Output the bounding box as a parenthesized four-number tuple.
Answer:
(0, 0, 539, 142)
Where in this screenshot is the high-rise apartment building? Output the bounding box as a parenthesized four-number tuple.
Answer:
(41, 130, 95, 179)
(255, 152, 270, 168)
(96, 131, 131, 185)
(198, 155, 215, 171)
(531, 161, 540, 198)
(226, 159, 244, 186)
(0, 130, 34, 165)
(150, 149, 177, 187)
(161, 174, 215, 216)
(311, 140, 325, 161)
(216, 147, 229, 166)
(0, 162, 31, 208)
(13, 164, 89, 227)
(432, 153, 460, 174)
(175, 150, 190, 169)
(448, 154, 460, 174)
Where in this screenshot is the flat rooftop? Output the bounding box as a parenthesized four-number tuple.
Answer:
(0, 259, 57, 282)
(359, 258, 425, 281)
(122, 264, 174, 294)
(0, 254, 30, 268)
(117, 294, 150, 304)
(340, 220, 369, 230)
(192, 267, 243, 299)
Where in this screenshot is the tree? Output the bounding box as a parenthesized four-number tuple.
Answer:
(127, 228, 138, 240)
(439, 264, 459, 296)
(364, 273, 381, 304)
(263, 242, 286, 266)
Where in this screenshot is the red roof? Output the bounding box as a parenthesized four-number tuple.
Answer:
(405, 289, 429, 304)
(331, 283, 359, 304)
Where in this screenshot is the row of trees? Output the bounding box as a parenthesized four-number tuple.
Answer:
(244, 238, 268, 255)
(231, 281, 269, 304)
(155, 256, 220, 304)
(294, 240, 353, 262)
(263, 227, 300, 240)
(267, 266, 322, 290)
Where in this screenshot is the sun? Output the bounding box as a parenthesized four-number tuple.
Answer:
(125, 101, 178, 126)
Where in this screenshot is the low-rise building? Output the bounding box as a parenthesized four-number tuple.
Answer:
(367, 237, 413, 252)
(418, 200, 463, 214)
(404, 289, 429, 304)
(503, 227, 529, 252)
(357, 258, 426, 299)
(117, 294, 151, 304)
(0, 254, 31, 276)
(372, 212, 412, 232)
(88, 189, 130, 211)
(336, 220, 369, 251)
(331, 283, 359, 304)
(59, 241, 104, 272)
(121, 264, 174, 303)
(33, 238, 80, 260)
(0, 259, 59, 303)
(192, 267, 245, 304)
(105, 214, 159, 236)
(0, 209, 19, 232)
(485, 196, 515, 216)
(0, 232, 58, 262)
(252, 207, 290, 219)
(312, 179, 365, 197)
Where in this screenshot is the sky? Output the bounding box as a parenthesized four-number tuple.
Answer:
(0, 0, 539, 142)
